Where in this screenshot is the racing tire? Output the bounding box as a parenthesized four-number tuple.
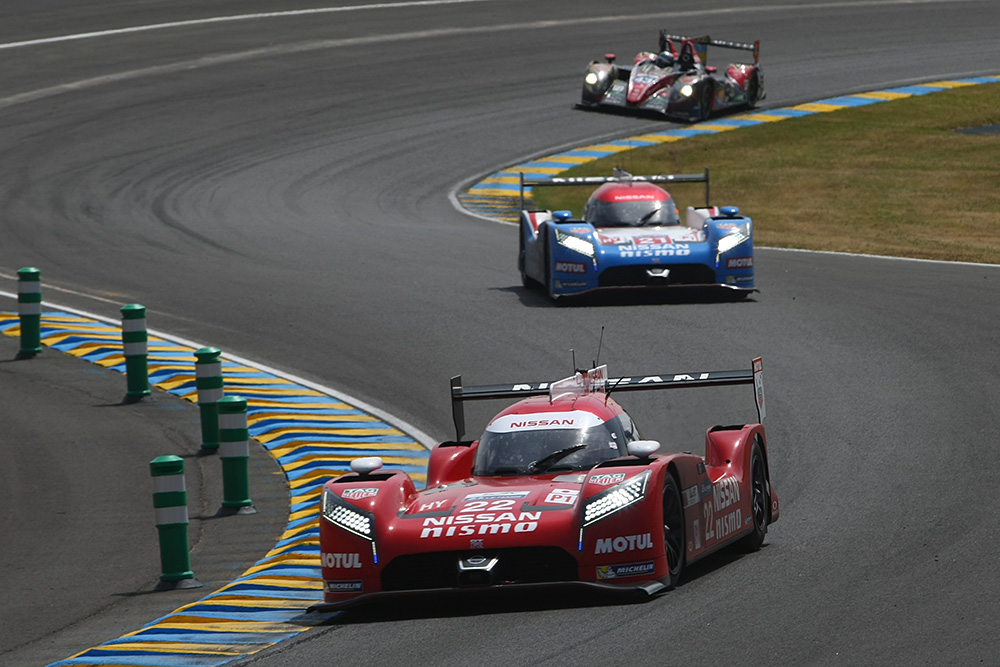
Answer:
(697, 82, 713, 122)
(739, 438, 769, 552)
(747, 71, 761, 108)
(543, 229, 558, 301)
(662, 472, 686, 589)
(518, 225, 533, 288)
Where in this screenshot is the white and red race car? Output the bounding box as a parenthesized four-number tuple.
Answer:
(311, 359, 777, 610)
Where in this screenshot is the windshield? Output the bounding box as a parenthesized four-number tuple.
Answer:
(473, 416, 628, 476)
(584, 198, 681, 227)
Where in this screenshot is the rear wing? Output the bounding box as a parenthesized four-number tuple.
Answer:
(658, 30, 760, 65)
(519, 168, 710, 211)
(450, 357, 765, 440)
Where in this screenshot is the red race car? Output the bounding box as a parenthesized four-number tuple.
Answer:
(580, 30, 764, 122)
(311, 359, 778, 610)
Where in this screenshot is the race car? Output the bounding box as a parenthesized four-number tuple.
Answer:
(310, 359, 778, 610)
(579, 30, 764, 122)
(518, 169, 755, 299)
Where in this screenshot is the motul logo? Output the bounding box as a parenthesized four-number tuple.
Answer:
(323, 552, 362, 569)
(726, 257, 753, 268)
(595, 533, 654, 554)
(555, 261, 587, 274)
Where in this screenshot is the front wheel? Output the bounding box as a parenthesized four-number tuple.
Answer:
(697, 82, 713, 122)
(739, 438, 769, 552)
(662, 472, 686, 588)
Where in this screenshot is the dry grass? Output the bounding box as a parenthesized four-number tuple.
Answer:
(534, 83, 1000, 264)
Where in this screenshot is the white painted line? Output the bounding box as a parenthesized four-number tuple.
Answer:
(0, 0, 499, 50)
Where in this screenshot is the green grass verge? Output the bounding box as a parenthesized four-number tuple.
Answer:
(533, 82, 1000, 264)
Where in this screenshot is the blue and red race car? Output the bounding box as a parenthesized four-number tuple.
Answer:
(518, 169, 756, 300)
(311, 359, 777, 610)
(579, 30, 764, 122)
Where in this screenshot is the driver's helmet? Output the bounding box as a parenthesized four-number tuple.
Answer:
(655, 50, 675, 68)
(583, 181, 681, 227)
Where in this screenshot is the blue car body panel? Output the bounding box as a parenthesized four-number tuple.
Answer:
(520, 208, 755, 299)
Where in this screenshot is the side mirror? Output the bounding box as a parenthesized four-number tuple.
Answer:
(351, 456, 384, 475)
(627, 440, 660, 458)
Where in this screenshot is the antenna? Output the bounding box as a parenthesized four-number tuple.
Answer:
(594, 326, 605, 368)
(571, 348, 577, 373)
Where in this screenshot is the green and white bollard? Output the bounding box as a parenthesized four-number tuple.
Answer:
(218, 395, 256, 514)
(121, 304, 151, 403)
(150, 455, 201, 590)
(195, 347, 224, 453)
(16, 267, 42, 359)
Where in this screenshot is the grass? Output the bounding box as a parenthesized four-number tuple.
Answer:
(533, 82, 1000, 264)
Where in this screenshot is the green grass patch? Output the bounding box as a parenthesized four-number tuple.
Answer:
(533, 82, 1000, 264)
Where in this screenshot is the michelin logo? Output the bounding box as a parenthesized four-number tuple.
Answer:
(596, 561, 656, 579)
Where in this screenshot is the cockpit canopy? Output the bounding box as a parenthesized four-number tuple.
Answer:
(473, 409, 631, 476)
(583, 181, 681, 227)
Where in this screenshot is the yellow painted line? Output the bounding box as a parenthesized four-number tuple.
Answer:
(266, 537, 320, 555)
(248, 412, 379, 425)
(478, 175, 521, 185)
(584, 143, 637, 153)
(546, 155, 599, 164)
(192, 596, 311, 610)
(854, 91, 912, 101)
(289, 507, 319, 522)
(465, 187, 523, 197)
(922, 80, 977, 89)
(222, 576, 322, 590)
(139, 619, 295, 633)
(94, 642, 265, 656)
(257, 426, 402, 441)
(233, 387, 328, 397)
(243, 555, 319, 575)
(737, 112, 793, 123)
(692, 123, 741, 133)
(267, 440, 424, 459)
(792, 102, 847, 112)
(514, 166, 568, 175)
(289, 488, 322, 507)
(224, 376, 302, 387)
(277, 521, 322, 542)
(248, 399, 356, 409)
(284, 453, 428, 470)
(627, 133, 689, 143)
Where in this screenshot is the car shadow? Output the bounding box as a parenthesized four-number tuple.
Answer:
(499, 285, 757, 308)
(319, 543, 770, 624)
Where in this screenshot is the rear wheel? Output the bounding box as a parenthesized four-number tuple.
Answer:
(662, 472, 686, 588)
(739, 439, 768, 552)
(747, 71, 761, 108)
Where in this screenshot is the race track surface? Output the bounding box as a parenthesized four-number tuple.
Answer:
(2, 1, 999, 665)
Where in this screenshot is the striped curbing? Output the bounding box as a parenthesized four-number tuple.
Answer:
(456, 76, 1000, 223)
(0, 310, 429, 666)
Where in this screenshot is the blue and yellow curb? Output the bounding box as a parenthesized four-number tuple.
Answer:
(457, 76, 1000, 223)
(1, 311, 430, 666)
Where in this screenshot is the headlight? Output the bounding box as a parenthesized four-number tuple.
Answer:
(582, 470, 650, 526)
(556, 229, 595, 258)
(679, 84, 694, 98)
(585, 72, 600, 86)
(716, 222, 751, 256)
(322, 487, 375, 540)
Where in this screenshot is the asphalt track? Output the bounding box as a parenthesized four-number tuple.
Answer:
(2, 1, 1000, 665)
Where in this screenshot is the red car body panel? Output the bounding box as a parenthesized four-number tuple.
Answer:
(314, 363, 778, 610)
